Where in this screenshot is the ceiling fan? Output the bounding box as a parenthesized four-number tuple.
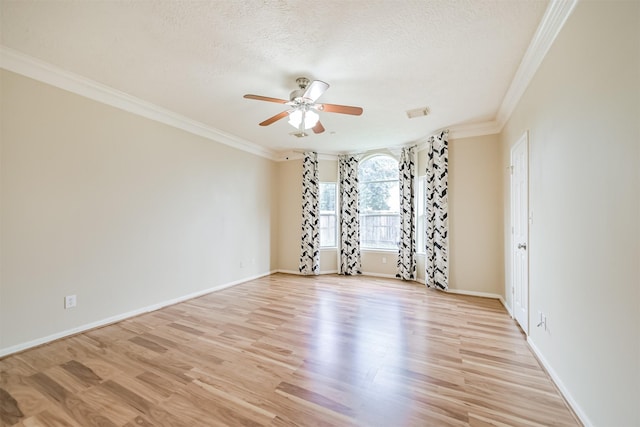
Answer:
(244, 77, 363, 134)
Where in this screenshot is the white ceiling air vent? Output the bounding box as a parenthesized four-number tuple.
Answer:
(406, 107, 430, 119)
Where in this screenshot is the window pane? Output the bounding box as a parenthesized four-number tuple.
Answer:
(358, 155, 400, 249)
(319, 182, 337, 247)
(320, 213, 336, 247)
(361, 181, 395, 212)
(319, 183, 336, 211)
(360, 212, 400, 249)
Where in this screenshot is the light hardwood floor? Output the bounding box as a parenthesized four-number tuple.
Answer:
(1, 273, 580, 426)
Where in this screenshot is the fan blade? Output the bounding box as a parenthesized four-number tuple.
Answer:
(259, 110, 290, 126)
(320, 103, 363, 116)
(244, 94, 289, 104)
(312, 121, 325, 134)
(303, 80, 329, 102)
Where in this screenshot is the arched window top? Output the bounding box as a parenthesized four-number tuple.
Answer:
(359, 154, 399, 183)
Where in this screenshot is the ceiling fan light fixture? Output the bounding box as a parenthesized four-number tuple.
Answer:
(304, 110, 319, 128)
(287, 110, 302, 128)
(288, 109, 319, 130)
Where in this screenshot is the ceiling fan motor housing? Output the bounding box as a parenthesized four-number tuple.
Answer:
(289, 89, 306, 101)
(290, 77, 311, 101)
(296, 77, 310, 89)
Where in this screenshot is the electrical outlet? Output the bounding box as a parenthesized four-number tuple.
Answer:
(537, 311, 544, 328)
(64, 295, 77, 309)
(382, 257, 387, 264)
(537, 311, 548, 331)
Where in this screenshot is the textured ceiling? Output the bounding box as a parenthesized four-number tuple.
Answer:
(1, 0, 549, 156)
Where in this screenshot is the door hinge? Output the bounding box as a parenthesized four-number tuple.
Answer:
(510, 165, 514, 175)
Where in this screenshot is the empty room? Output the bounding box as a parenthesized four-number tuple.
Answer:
(1, 1, 638, 426)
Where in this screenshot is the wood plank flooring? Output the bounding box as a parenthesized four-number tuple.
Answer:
(0, 273, 580, 426)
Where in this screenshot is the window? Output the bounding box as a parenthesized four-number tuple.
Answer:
(358, 155, 400, 249)
(319, 182, 337, 247)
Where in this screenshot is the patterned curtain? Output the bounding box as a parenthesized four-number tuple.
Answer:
(425, 130, 449, 290)
(338, 155, 362, 275)
(298, 152, 320, 275)
(396, 146, 416, 280)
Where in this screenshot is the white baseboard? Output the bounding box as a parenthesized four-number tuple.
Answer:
(445, 288, 503, 300)
(275, 269, 339, 276)
(527, 337, 592, 427)
(500, 297, 513, 317)
(416, 277, 507, 303)
(360, 271, 398, 279)
(279, 270, 412, 282)
(276, 269, 302, 275)
(0, 271, 273, 358)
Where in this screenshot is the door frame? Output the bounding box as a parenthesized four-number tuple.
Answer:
(510, 131, 529, 334)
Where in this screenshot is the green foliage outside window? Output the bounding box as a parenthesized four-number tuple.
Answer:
(359, 155, 398, 212)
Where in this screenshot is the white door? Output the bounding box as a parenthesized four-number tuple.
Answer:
(511, 132, 529, 334)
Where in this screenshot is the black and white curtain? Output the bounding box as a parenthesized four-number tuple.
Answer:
(338, 155, 362, 275)
(299, 152, 320, 275)
(396, 146, 416, 280)
(425, 130, 449, 290)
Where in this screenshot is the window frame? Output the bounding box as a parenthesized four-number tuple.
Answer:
(358, 154, 401, 251)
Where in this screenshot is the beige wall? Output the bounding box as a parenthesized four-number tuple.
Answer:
(0, 70, 275, 353)
(360, 250, 397, 276)
(275, 158, 302, 273)
(499, 1, 639, 425)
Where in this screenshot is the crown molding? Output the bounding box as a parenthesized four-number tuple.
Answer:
(495, 0, 578, 130)
(415, 121, 499, 151)
(415, 0, 578, 143)
(448, 120, 502, 139)
(1, 1, 577, 154)
(0, 46, 278, 160)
